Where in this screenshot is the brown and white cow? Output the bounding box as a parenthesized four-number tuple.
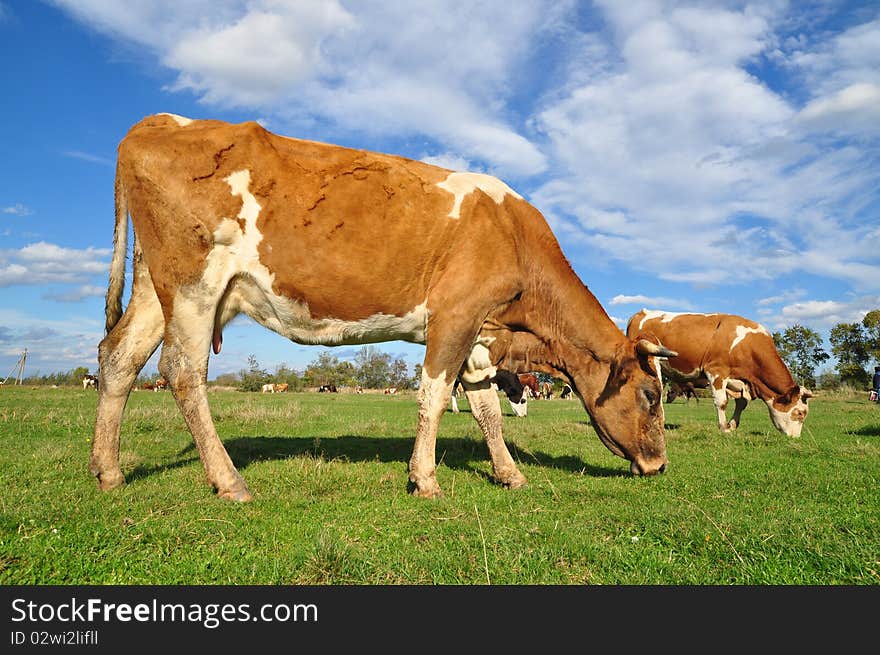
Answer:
(516, 373, 539, 399)
(626, 310, 812, 436)
(82, 374, 98, 390)
(91, 113, 675, 502)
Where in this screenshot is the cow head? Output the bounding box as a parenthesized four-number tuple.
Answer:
(573, 338, 677, 476)
(767, 386, 813, 437)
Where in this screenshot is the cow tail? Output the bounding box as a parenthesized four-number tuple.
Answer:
(105, 161, 128, 334)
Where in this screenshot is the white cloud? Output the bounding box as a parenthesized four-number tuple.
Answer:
(44, 285, 106, 303)
(757, 289, 807, 306)
(609, 294, 694, 310)
(0, 242, 110, 287)
(2, 203, 32, 216)
(766, 295, 880, 330)
(531, 2, 880, 291)
(0, 308, 102, 373)
(797, 82, 880, 136)
(50, 0, 559, 178)
(61, 150, 114, 166)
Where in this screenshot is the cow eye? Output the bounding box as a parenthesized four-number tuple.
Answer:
(642, 388, 656, 406)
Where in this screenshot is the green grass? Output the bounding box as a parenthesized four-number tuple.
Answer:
(0, 386, 877, 585)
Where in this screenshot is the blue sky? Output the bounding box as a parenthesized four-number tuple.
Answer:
(1, 0, 878, 381)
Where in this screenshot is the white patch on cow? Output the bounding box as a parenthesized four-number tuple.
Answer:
(509, 399, 528, 417)
(436, 172, 522, 219)
(637, 309, 715, 331)
(460, 337, 497, 385)
(765, 390, 809, 437)
(158, 112, 194, 127)
(419, 367, 451, 414)
(730, 324, 770, 351)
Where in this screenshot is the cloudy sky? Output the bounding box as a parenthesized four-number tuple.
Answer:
(1, 0, 878, 380)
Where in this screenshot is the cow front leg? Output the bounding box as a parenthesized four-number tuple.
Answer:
(710, 377, 732, 433)
(409, 368, 456, 498)
(159, 310, 252, 502)
(728, 396, 749, 430)
(91, 276, 164, 491)
(463, 381, 527, 490)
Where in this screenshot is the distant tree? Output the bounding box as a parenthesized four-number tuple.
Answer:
(273, 363, 304, 391)
(388, 357, 413, 389)
(829, 323, 870, 387)
(239, 354, 271, 392)
(412, 363, 423, 388)
(355, 346, 391, 389)
(211, 372, 240, 387)
(772, 324, 829, 388)
(816, 370, 842, 391)
(862, 309, 880, 365)
(304, 351, 355, 388)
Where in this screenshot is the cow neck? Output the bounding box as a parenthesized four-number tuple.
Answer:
(523, 249, 626, 366)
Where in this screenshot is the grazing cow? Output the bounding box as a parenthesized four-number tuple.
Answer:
(141, 382, 154, 391)
(538, 381, 552, 399)
(494, 370, 530, 417)
(560, 384, 573, 400)
(666, 380, 701, 404)
(450, 372, 528, 416)
(154, 377, 168, 392)
(91, 114, 674, 502)
(627, 310, 812, 436)
(318, 384, 338, 393)
(383, 387, 398, 395)
(82, 374, 98, 390)
(516, 373, 539, 399)
(261, 383, 275, 393)
(274, 383, 289, 393)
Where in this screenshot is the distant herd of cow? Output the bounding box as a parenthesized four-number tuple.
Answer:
(86, 114, 814, 502)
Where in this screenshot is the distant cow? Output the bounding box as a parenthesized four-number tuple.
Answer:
(261, 383, 276, 393)
(318, 384, 338, 393)
(82, 375, 98, 390)
(154, 377, 168, 392)
(450, 372, 529, 416)
(495, 370, 530, 417)
(666, 380, 701, 404)
(516, 373, 539, 399)
(560, 383, 573, 399)
(627, 310, 812, 436)
(274, 383, 289, 393)
(383, 387, 398, 395)
(538, 381, 552, 399)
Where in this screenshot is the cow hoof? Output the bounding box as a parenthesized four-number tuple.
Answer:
(93, 469, 125, 491)
(217, 486, 254, 502)
(408, 478, 444, 499)
(499, 472, 528, 490)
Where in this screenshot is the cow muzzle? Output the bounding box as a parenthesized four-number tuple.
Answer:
(630, 458, 667, 476)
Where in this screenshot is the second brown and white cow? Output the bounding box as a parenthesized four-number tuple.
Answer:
(626, 310, 812, 436)
(91, 113, 675, 502)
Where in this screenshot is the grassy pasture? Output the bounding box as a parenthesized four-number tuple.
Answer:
(0, 385, 877, 585)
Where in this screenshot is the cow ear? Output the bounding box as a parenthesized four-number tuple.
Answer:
(800, 387, 814, 400)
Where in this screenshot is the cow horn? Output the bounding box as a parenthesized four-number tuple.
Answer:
(636, 339, 677, 358)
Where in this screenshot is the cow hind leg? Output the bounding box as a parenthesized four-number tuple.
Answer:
(91, 284, 164, 491)
(158, 304, 252, 502)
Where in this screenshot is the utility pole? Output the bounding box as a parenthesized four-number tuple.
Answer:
(1, 349, 27, 385)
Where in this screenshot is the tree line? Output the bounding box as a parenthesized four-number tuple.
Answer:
(773, 309, 880, 389)
(211, 346, 421, 392)
(12, 309, 880, 392)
